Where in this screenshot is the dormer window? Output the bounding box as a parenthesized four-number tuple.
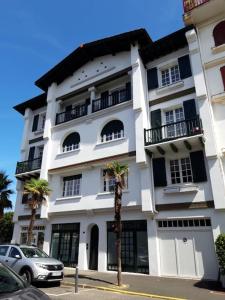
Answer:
(161, 65, 180, 87)
(101, 120, 124, 143)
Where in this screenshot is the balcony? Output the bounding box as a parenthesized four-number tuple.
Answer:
(183, 0, 224, 25)
(56, 103, 87, 125)
(92, 88, 131, 113)
(144, 117, 204, 153)
(16, 157, 42, 179)
(183, 0, 209, 13)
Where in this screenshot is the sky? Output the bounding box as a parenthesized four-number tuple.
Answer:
(0, 0, 184, 207)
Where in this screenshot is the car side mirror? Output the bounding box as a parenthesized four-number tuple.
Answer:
(14, 254, 22, 259)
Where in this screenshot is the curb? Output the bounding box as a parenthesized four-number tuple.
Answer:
(62, 281, 187, 300)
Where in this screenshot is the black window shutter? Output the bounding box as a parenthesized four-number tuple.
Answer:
(147, 67, 159, 90)
(183, 99, 197, 120)
(190, 151, 207, 182)
(126, 82, 131, 99)
(151, 109, 162, 143)
(151, 109, 161, 128)
(178, 55, 192, 79)
(28, 147, 35, 161)
(152, 157, 167, 187)
(32, 115, 39, 132)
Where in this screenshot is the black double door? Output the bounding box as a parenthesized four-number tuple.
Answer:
(51, 223, 80, 267)
(107, 220, 149, 274)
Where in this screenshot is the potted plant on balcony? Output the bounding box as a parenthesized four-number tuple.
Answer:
(24, 178, 51, 245)
(215, 233, 225, 288)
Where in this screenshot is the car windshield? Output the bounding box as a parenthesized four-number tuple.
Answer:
(0, 264, 25, 294)
(20, 247, 49, 258)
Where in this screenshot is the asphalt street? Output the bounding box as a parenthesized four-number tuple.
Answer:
(39, 285, 160, 300)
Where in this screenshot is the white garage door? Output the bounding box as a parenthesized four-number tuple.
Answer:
(158, 218, 218, 280)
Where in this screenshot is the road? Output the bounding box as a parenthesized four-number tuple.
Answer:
(39, 285, 160, 300)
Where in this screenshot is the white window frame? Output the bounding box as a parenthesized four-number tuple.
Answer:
(62, 175, 81, 197)
(161, 64, 180, 87)
(102, 170, 128, 192)
(63, 143, 79, 153)
(164, 106, 186, 139)
(101, 129, 124, 143)
(36, 112, 46, 132)
(169, 156, 193, 185)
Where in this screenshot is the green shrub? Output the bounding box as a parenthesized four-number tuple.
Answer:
(215, 233, 225, 275)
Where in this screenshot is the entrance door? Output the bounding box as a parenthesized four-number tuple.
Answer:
(89, 225, 99, 270)
(107, 220, 149, 274)
(51, 223, 80, 267)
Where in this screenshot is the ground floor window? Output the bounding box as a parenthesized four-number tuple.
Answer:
(107, 220, 149, 274)
(50, 223, 80, 267)
(20, 226, 45, 249)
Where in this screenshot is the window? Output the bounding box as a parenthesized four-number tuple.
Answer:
(103, 170, 128, 192)
(161, 65, 180, 87)
(101, 120, 124, 143)
(165, 107, 186, 138)
(221, 66, 225, 91)
(213, 21, 225, 47)
(32, 113, 46, 133)
(0, 246, 9, 256)
(63, 175, 82, 197)
(170, 157, 193, 184)
(9, 247, 21, 258)
(62, 132, 80, 152)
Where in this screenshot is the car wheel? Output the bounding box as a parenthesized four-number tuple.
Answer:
(21, 269, 32, 283)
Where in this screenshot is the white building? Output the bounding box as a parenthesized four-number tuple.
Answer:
(12, 1, 225, 280)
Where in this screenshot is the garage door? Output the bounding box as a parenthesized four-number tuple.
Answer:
(158, 218, 218, 280)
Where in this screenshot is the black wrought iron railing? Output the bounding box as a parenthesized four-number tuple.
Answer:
(56, 103, 87, 125)
(92, 88, 131, 113)
(144, 116, 203, 146)
(16, 157, 42, 175)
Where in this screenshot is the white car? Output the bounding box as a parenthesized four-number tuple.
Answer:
(0, 244, 64, 283)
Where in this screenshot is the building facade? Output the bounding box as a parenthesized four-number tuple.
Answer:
(12, 0, 225, 280)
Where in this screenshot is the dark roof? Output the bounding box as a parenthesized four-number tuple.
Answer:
(140, 26, 194, 64)
(35, 28, 152, 91)
(13, 93, 47, 115)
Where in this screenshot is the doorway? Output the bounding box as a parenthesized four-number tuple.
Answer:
(89, 225, 99, 270)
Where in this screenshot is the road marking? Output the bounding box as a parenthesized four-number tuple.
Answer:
(63, 282, 187, 300)
(46, 292, 72, 297)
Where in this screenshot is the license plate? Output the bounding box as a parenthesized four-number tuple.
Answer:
(52, 271, 62, 276)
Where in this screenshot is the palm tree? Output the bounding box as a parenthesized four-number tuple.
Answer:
(24, 178, 51, 245)
(0, 171, 13, 219)
(105, 161, 128, 286)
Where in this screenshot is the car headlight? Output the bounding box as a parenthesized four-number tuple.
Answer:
(36, 263, 48, 270)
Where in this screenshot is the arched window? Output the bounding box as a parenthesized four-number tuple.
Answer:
(62, 132, 80, 152)
(213, 21, 225, 47)
(101, 120, 124, 142)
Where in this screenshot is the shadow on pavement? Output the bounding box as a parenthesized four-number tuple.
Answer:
(194, 280, 225, 293)
(65, 274, 115, 285)
(32, 281, 61, 288)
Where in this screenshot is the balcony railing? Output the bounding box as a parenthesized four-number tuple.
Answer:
(56, 103, 87, 125)
(16, 157, 42, 175)
(183, 0, 209, 13)
(92, 88, 131, 113)
(144, 116, 203, 146)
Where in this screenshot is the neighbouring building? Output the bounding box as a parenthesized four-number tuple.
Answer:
(12, 0, 225, 280)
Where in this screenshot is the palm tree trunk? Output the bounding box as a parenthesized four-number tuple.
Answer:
(114, 182, 122, 286)
(27, 208, 36, 245)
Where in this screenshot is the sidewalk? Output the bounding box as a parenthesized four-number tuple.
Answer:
(63, 269, 225, 300)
